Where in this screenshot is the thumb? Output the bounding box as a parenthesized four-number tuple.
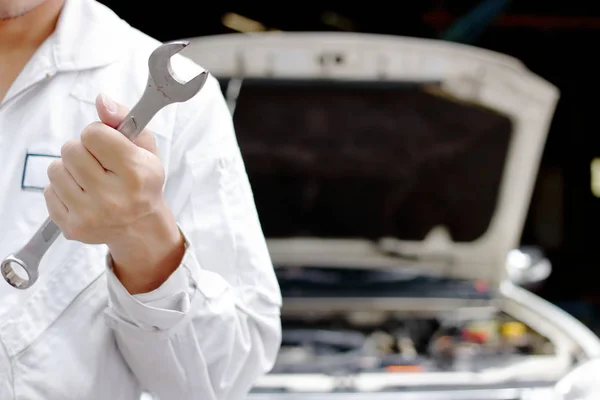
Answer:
(96, 92, 128, 128)
(95, 93, 159, 156)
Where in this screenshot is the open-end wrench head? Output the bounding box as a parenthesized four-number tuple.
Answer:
(148, 40, 209, 103)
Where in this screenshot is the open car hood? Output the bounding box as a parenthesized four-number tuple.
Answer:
(184, 32, 559, 285)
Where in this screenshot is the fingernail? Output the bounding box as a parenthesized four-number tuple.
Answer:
(101, 93, 117, 113)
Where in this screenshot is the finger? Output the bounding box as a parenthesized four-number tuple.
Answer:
(47, 159, 85, 209)
(44, 185, 68, 226)
(133, 129, 159, 156)
(80, 122, 139, 173)
(96, 93, 160, 156)
(60, 139, 105, 191)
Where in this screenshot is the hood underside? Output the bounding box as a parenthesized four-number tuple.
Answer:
(227, 79, 512, 243)
(186, 32, 559, 284)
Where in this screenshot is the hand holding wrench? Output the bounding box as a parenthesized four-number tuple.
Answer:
(1, 40, 208, 289)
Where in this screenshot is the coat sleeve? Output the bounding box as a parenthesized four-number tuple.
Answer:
(103, 72, 283, 400)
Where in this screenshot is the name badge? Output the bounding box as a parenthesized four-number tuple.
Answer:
(22, 153, 60, 191)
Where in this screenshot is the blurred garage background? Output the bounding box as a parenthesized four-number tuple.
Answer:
(98, 0, 600, 331)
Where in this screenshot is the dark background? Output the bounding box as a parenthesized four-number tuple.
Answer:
(97, 0, 600, 317)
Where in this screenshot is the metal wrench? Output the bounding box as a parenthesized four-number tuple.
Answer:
(1, 40, 208, 290)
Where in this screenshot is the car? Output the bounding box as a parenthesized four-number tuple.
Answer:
(183, 32, 600, 400)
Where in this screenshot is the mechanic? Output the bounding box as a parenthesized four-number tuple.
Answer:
(0, 0, 282, 398)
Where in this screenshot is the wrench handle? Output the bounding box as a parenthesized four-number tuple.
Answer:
(117, 83, 167, 142)
(117, 114, 142, 141)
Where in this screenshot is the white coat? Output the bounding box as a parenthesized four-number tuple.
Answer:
(0, 0, 282, 398)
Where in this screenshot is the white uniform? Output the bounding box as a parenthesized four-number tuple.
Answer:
(0, 0, 282, 398)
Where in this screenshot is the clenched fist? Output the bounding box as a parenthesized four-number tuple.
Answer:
(45, 93, 184, 293)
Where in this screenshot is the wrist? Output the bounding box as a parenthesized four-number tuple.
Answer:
(108, 201, 185, 294)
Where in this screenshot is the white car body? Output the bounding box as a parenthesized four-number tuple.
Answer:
(183, 32, 600, 400)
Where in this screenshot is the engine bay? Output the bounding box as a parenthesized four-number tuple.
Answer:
(273, 308, 555, 376)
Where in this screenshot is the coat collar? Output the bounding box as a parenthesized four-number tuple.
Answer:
(50, 0, 131, 72)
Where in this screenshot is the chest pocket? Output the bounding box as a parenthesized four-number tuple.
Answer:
(18, 151, 63, 235)
(15, 144, 66, 232)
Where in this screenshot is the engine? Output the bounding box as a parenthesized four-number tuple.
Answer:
(273, 310, 554, 375)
